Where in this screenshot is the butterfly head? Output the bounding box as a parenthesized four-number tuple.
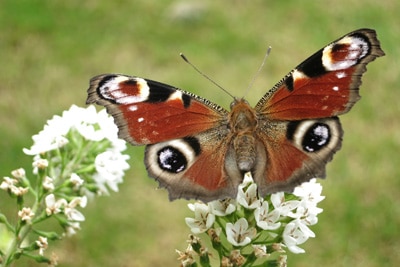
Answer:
(229, 98, 257, 132)
(229, 97, 250, 110)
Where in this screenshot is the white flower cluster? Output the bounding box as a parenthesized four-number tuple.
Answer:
(23, 105, 125, 155)
(1, 105, 131, 265)
(185, 173, 325, 256)
(23, 105, 130, 194)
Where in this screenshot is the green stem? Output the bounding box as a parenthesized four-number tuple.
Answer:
(3, 220, 32, 266)
(3, 185, 43, 266)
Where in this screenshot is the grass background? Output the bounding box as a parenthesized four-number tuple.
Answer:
(0, 0, 399, 266)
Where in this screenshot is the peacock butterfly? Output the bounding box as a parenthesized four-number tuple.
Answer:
(86, 28, 384, 202)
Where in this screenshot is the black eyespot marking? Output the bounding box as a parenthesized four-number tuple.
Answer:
(123, 79, 139, 86)
(286, 121, 300, 141)
(183, 136, 201, 156)
(284, 74, 294, 91)
(331, 43, 348, 54)
(157, 146, 187, 173)
(302, 123, 331, 152)
(182, 94, 192, 108)
(147, 84, 175, 103)
(297, 50, 327, 77)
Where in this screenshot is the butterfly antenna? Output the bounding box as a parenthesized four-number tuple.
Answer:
(244, 46, 272, 98)
(180, 53, 235, 99)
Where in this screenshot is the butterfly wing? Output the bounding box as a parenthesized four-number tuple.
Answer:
(144, 132, 243, 201)
(253, 29, 384, 196)
(256, 29, 384, 119)
(87, 75, 242, 201)
(87, 74, 228, 145)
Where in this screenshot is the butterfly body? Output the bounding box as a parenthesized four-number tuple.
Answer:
(86, 29, 384, 202)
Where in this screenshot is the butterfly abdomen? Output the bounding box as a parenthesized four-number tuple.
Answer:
(229, 99, 259, 172)
(234, 133, 257, 171)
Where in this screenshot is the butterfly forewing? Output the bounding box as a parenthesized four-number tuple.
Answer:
(87, 74, 229, 145)
(255, 28, 385, 121)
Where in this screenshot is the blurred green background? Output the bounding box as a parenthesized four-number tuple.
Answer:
(0, 0, 399, 266)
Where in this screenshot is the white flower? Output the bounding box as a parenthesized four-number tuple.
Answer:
(1, 177, 18, 190)
(70, 173, 84, 189)
(93, 151, 130, 193)
(18, 207, 35, 223)
(185, 203, 215, 234)
(36, 236, 48, 256)
(45, 194, 66, 216)
(237, 173, 261, 209)
(42, 176, 55, 191)
(271, 192, 300, 217)
(1, 177, 28, 196)
(288, 179, 325, 225)
(13, 187, 29, 196)
(242, 172, 254, 185)
(252, 244, 268, 258)
(282, 220, 314, 254)
(226, 218, 256, 246)
(23, 130, 69, 156)
(254, 201, 281, 230)
(176, 244, 196, 267)
(289, 201, 322, 226)
(293, 178, 325, 205)
(64, 196, 87, 222)
(32, 156, 49, 174)
(11, 168, 26, 179)
(65, 208, 85, 222)
(64, 221, 81, 236)
(70, 196, 87, 208)
(209, 199, 236, 216)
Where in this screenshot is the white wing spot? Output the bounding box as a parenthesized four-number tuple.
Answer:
(128, 105, 138, 111)
(333, 86, 339, 91)
(336, 72, 346, 79)
(168, 91, 183, 101)
(138, 117, 144, 122)
(292, 69, 307, 81)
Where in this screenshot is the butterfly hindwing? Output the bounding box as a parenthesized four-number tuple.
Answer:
(254, 118, 343, 197)
(144, 133, 242, 201)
